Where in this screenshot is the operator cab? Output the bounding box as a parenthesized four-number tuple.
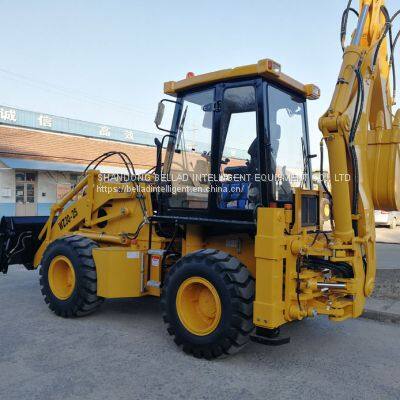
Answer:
(153, 59, 320, 232)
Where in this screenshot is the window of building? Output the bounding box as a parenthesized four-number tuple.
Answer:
(16, 171, 36, 183)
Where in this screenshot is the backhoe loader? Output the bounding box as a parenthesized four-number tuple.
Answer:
(1, 0, 399, 359)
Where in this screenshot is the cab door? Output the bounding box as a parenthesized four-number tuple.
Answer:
(210, 78, 267, 219)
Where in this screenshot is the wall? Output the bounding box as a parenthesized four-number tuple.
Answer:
(0, 160, 15, 216)
(37, 171, 74, 216)
(0, 168, 76, 217)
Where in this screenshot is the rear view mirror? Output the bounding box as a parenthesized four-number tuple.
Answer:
(154, 101, 165, 128)
(154, 98, 181, 134)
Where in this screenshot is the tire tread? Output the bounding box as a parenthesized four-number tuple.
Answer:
(161, 249, 254, 359)
(39, 235, 103, 318)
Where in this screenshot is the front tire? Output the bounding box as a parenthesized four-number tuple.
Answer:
(39, 235, 103, 317)
(161, 249, 254, 359)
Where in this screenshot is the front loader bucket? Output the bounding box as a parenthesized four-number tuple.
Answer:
(0, 216, 48, 274)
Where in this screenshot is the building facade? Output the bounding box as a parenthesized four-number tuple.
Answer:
(0, 105, 160, 217)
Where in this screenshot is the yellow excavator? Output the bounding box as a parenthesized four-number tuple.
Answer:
(1, 0, 399, 359)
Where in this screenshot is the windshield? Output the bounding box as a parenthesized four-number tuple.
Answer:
(267, 85, 309, 202)
(163, 89, 214, 209)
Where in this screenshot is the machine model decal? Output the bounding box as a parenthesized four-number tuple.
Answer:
(57, 208, 78, 230)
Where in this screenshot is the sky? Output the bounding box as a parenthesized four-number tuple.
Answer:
(0, 0, 398, 167)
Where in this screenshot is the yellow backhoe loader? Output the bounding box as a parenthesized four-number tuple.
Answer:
(1, 0, 399, 359)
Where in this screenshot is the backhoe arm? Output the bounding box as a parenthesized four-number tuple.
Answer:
(319, 0, 400, 296)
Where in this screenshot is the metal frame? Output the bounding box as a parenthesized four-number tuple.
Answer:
(156, 77, 311, 229)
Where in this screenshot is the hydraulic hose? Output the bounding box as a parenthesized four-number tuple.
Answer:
(319, 139, 335, 230)
(319, 140, 332, 200)
(348, 67, 364, 237)
(341, 0, 359, 50)
(391, 30, 400, 100)
(303, 257, 354, 279)
(381, 6, 397, 101)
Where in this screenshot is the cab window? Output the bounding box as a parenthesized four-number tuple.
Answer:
(218, 85, 260, 210)
(267, 85, 309, 202)
(166, 89, 214, 209)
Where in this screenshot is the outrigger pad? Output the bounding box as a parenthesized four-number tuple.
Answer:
(0, 216, 48, 274)
(250, 327, 291, 346)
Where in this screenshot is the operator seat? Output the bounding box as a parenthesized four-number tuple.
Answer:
(247, 124, 281, 174)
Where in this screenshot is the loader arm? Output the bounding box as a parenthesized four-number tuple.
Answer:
(319, 0, 400, 296)
(33, 170, 151, 268)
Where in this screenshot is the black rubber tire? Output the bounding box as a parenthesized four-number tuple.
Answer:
(39, 235, 103, 317)
(161, 249, 255, 359)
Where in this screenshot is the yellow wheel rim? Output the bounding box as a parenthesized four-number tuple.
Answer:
(48, 255, 76, 300)
(176, 277, 222, 336)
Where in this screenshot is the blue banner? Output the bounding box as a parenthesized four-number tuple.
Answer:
(0, 105, 162, 146)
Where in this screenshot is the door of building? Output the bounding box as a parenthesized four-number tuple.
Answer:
(15, 171, 37, 216)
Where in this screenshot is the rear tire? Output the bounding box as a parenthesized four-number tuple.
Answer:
(161, 249, 254, 359)
(39, 235, 103, 317)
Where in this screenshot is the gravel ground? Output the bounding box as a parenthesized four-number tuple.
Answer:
(1, 267, 399, 400)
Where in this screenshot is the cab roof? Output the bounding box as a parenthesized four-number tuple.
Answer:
(164, 58, 320, 100)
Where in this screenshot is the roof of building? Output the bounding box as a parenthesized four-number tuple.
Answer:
(0, 125, 156, 172)
(164, 58, 320, 99)
(0, 157, 86, 173)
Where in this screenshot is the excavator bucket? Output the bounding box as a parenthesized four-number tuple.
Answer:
(0, 216, 47, 274)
